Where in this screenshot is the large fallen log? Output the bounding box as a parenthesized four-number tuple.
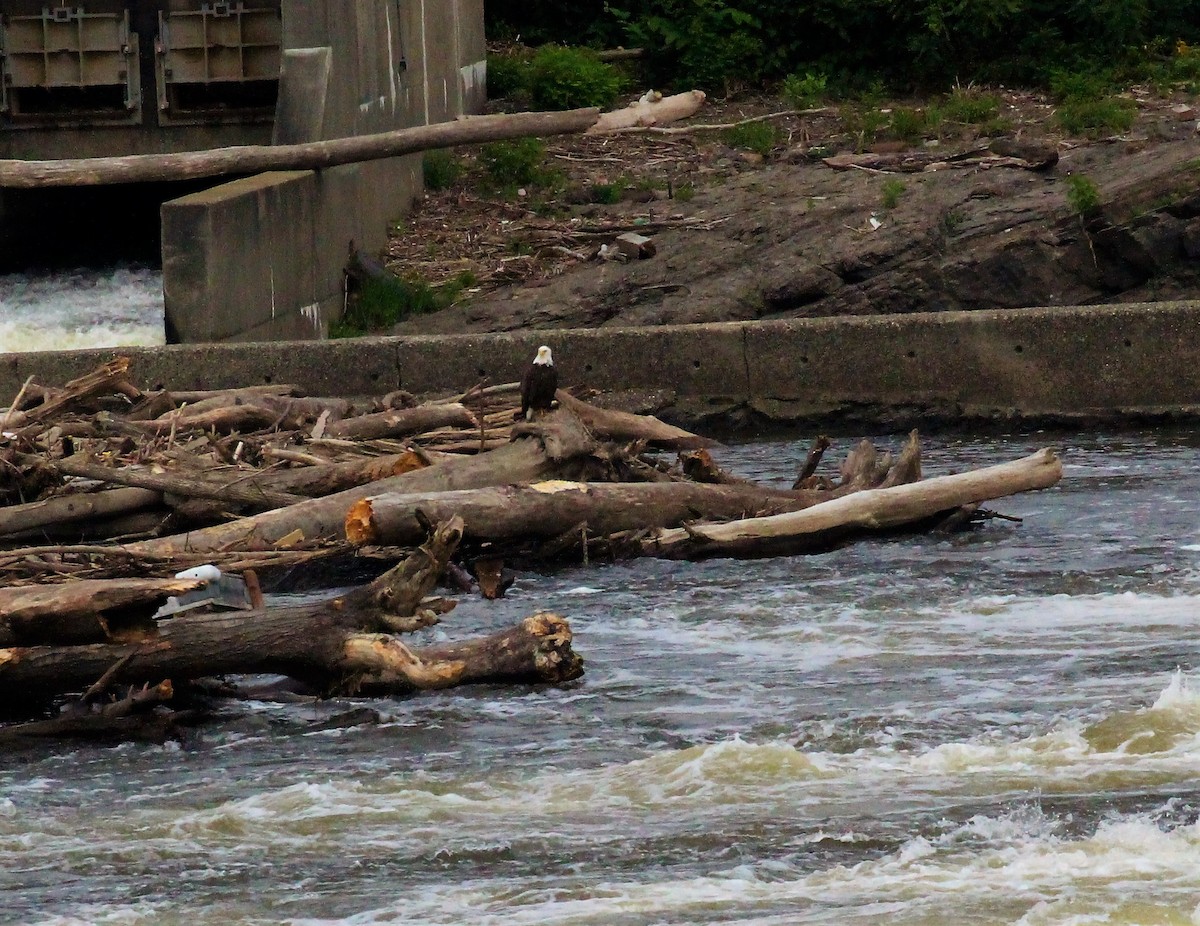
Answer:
(344, 479, 831, 547)
(124, 410, 601, 555)
(553, 391, 712, 450)
(0, 108, 600, 188)
(324, 403, 477, 441)
(588, 90, 707, 133)
(0, 576, 207, 646)
(0, 486, 162, 539)
(641, 448, 1063, 559)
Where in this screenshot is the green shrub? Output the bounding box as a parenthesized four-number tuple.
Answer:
(723, 121, 779, 156)
(842, 105, 889, 152)
(333, 271, 477, 337)
(423, 150, 462, 191)
(486, 49, 534, 100)
(1065, 174, 1101, 214)
(589, 182, 625, 204)
(889, 106, 931, 143)
(881, 178, 905, 210)
(527, 45, 623, 110)
(781, 70, 828, 108)
(479, 138, 547, 188)
(1057, 96, 1136, 137)
(940, 89, 1001, 124)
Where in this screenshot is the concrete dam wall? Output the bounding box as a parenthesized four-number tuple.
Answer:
(1, 301, 1197, 431)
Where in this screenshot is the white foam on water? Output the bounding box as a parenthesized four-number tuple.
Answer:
(0, 266, 165, 352)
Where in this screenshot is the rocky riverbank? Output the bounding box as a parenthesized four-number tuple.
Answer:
(385, 87, 1200, 336)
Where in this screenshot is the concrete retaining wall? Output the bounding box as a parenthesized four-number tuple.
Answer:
(5, 301, 1200, 430)
(160, 0, 486, 344)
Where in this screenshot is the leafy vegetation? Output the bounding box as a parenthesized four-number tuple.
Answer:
(881, 178, 906, 210)
(332, 271, 476, 337)
(723, 121, 779, 156)
(422, 151, 462, 191)
(781, 71, 828, 108)
(486, 0, 1200, 93)
(1065, 174, 1101, 215)
(1051, 71, 1137, 137)
(527, 46, 624, 110)
(939, 89, 1001, 124)
(479, 138, 549, 189)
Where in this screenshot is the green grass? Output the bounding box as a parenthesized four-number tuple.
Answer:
(723, 121, 780, 156)
(889, 106, 934, 143)
(423, 150, 462, 191)
(332, 270, 476, 337)
(477, 137, 565, 196)
(940, 88, 1001, 124)
(1057, 97, 1136, 137)
(781, 70, 829, 109)
(1065, 174, 1101, 215)
(881, 178, 906, 210)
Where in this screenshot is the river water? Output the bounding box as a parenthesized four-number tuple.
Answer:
(0, 267, 165, 353)
(3, 429, 1200, 925)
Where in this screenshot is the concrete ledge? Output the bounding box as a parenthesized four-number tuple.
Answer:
(5, 301, 1200, 429)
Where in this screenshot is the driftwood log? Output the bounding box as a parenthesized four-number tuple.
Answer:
(123, 409, 606, 555)
(0, 108, 601, 188)
(641, 448, 1062, 559)
(0, 517, 582, 712)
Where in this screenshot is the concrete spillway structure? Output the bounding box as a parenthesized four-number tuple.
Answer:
(0, 0, 485, 340)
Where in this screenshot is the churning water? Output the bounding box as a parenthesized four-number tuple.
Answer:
(4, 429, 1200, 925)
(0, 267, 165, 353)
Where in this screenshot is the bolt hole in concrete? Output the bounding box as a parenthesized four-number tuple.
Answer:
(264, 375, 273, 384)
(1015, 344, 1024, 353)
(1124, 338, 1133, 347)
(801, 355, 809, 363)
(585, 364, 593, 373)
(477, 369, 487, 378)
(906, 350, 916, 358)
(0, 266, 165, 352)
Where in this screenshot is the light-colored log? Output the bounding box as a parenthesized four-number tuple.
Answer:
(589, 91, 706, 133)
(124, 411, 600, 555)
(553, 391, 712, 449)
(324, 403, 477, 441)
(345, 479, 829, 547)
(643, 448, 1063, 559)
(0, 577, 206, 646)
(0, 109, 600, 188)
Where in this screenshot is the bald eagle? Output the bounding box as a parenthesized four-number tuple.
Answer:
(521, 345, 558, 420)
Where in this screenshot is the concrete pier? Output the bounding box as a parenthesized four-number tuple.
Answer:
(2, 300, 1199, 430)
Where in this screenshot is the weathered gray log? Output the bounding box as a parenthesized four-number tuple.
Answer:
(345, 479, 831, 547)
(49, 456, 304, 511)
(0, 576, 206, 646)
(324, 403, 478, 441)
(0, 108, 601, 188)
(252, 451, 430, 497)
(125, 411, 600, 555)
(641, 448, 1063, 559)
(0, 487, 161, 538)
(553, 391, 712, 450)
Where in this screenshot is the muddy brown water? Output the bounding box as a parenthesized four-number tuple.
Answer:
(3, 429, 1200, 925)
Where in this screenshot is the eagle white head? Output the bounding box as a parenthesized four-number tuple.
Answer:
(533, 345, 554, 366)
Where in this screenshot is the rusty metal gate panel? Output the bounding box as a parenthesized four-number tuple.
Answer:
(0, 6, 140, 125)
(155, 1, 280, 124)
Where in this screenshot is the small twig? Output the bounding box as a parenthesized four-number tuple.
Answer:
(612, 108, 831, 136)
(1, 375, 35, 435)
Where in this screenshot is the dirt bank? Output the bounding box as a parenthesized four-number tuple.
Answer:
(385, 88, 1200, 336)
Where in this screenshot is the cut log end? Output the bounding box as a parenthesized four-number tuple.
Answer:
(345, 498, 377, 545)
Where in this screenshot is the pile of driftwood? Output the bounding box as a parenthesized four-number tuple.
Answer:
(0, 357, 1062, 742)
